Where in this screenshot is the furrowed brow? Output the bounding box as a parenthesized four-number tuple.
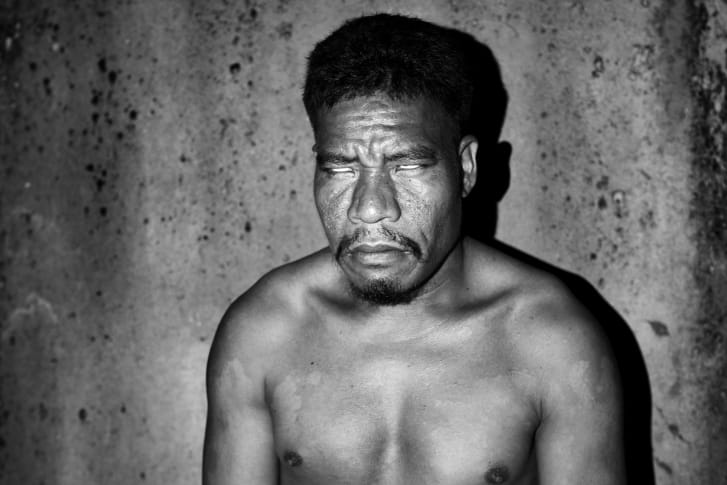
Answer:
(315, 152, 356, 165)
(384, 145, 438, 163)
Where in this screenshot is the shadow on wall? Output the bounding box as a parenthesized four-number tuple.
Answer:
(460, 33, 656, 485)
(459, 28, 510, 242)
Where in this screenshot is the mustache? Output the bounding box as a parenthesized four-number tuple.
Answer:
(336, 228, 422, 260)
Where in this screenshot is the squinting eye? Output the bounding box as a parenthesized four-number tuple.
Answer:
(396, 164, 421, 172)
(326, 167, 355, 175)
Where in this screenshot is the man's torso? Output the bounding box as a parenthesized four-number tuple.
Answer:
(261, 242, 551, 484)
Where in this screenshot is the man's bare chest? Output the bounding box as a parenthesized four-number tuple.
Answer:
(266, 337, 540, 485)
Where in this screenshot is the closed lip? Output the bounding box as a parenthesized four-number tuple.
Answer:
(350, 242, 408, 253)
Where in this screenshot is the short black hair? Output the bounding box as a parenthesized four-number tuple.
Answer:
(303, 13, 507, 143)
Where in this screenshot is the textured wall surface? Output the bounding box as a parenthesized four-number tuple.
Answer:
(1, 1, 725, 484)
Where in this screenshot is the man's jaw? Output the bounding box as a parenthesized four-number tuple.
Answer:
(347, 276, 422, 306)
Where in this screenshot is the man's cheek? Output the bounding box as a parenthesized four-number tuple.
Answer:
(318, 205, 346, 243)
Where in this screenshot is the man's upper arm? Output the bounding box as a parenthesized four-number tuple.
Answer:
(529, 301, 625, 484)
(203, 295, 279, 485)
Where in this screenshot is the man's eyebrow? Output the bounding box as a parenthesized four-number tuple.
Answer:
(315, 152, 356, 165)
(383, 145, 438, 162)
(315, 145, 438, 165)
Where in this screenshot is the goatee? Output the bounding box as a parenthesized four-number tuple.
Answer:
(348, 278, 421, 306)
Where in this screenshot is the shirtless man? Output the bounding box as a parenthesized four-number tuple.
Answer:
(203, 14, 625, 485)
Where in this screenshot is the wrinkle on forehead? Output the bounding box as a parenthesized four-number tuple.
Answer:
(356, 97, 400, 111)
(344, 100, 402, 124)
(329, 96, 411, 121)
(321, 112, 412, 150)
(314, 96, 455, 156)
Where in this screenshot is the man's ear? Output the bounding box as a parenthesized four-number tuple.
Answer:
(458, 135, 478, 197)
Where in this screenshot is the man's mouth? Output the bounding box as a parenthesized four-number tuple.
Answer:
(349, 242, 410, 253)
(335, 229, 423, 262)
(347, 243, 410, 266)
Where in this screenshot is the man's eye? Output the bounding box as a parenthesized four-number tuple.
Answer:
(325, 167, 355, 175)
(395, 163, 422, 172)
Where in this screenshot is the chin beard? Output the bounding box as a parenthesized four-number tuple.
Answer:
(349, 277, 421, 306)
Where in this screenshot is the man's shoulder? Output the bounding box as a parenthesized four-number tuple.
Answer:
(207, 248, 336, 375)
(491, 252, 623, 424)
(466, 239, 616, 374)
(509, 277, 614, 369)
(230, 247, 334, 314)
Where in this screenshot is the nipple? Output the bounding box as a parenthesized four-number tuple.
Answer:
(283, 450, 303, 467)
(484, 465, 509, 484)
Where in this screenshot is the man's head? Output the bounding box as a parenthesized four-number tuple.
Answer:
(304, 13, 481, 139)
(304, 14, 504, 305)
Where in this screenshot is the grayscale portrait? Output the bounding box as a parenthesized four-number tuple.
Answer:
(1, 2, 725, 485)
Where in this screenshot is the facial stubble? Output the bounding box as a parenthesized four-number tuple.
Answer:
(335, 228, 425, 306)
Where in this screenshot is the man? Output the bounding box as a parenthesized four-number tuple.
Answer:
(203, 13, 625, 485)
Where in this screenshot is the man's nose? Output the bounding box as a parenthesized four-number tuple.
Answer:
(347, 171, 401, 224)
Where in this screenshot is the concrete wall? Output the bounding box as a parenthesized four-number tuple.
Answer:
(1, 0, 724, 483)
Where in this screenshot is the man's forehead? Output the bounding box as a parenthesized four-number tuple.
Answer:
(337, 97, 402, 117)
(317, 97, 422, 130)
(313, 128, 400, 154)
(312, 95, 455, 154)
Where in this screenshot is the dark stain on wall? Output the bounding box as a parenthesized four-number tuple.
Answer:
(686, 0, 727, 478)
(1, 3, 149, 481)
